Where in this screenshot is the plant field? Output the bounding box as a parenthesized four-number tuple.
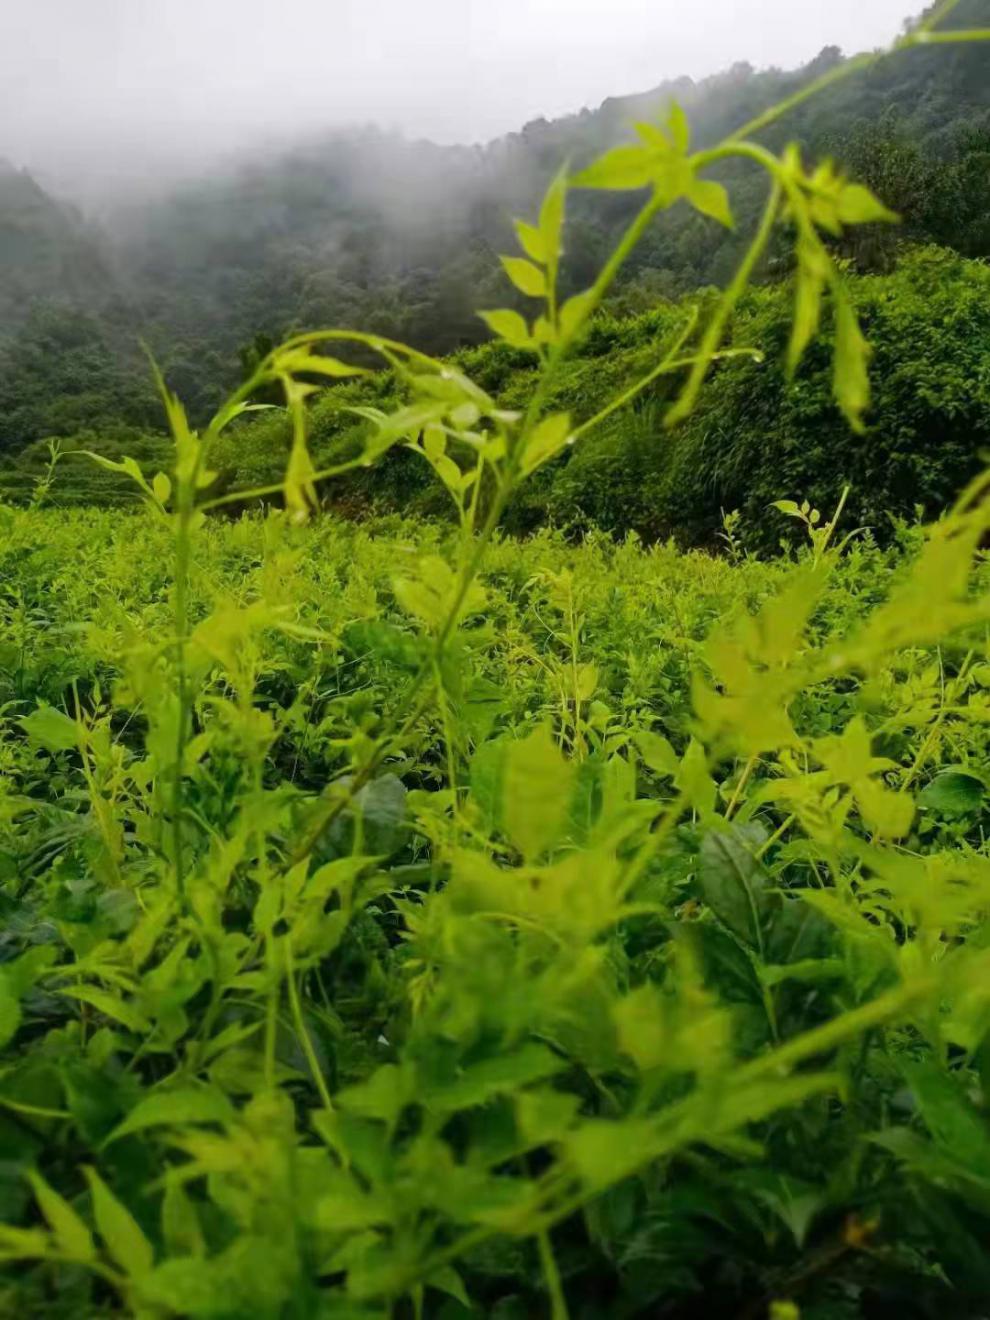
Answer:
(4, 501, 990, 1316)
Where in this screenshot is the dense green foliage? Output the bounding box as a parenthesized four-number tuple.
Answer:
(130, 246, 990, 552)
(4, 9, 990, 1319)
(6, 498, 990, 1317)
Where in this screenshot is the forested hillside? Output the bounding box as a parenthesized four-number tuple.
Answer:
(1, 0, 989, 446)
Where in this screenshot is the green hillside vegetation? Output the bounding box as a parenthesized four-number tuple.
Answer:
(14, 246, 985, 555)
(1, 0, 990, 435)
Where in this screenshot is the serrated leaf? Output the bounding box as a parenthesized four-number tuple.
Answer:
(421, 1043, 564, 1112)
(58, 985, 148, 1033)
(108, 1087, 234, 1142)
(20, 703, 79, 752)
(854, 781, 914, 839)
(500, 256, 547, 299)
(84, 1166, 154, 1278)
(503, 725, 576, 861)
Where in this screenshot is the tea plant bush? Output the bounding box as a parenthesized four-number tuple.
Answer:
(3, 8, 990, 1317)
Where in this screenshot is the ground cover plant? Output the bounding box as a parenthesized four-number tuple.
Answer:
(3, 6, 990, 1316)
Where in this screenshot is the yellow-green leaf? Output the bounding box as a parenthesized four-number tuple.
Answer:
(151, 471, 172, 505)
(837, 183, 898, 227)
(520, 412, 572, 476)
(514, 220, 547, 264)
(688, 179, 733, 228)
(559, 290, 595, 340)
(27, 1170, 95, 1262)
(84, 1167, 154, 1278)
(500, 257, 547, 299)
(572, 145, 654, 191)
(833, 293, 872, 432)
(788, 235, 829, 375)
(502, 725, 575, 861)
(667, 101, 691, 154)
(477, 308, 534, 350)
(538, 168, 567, 261)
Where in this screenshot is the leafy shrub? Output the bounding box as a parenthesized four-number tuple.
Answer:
(650, 245, 990, 549)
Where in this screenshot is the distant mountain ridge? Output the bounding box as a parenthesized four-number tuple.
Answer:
(0, 0, 988, 441)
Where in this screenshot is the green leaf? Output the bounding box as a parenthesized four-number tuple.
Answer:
(478, 308, 534, 350)
(151, 471, 172, 505)
(919, 770, 985, 818)
(84, 1166, 154, 1278)
(572, 145, 654, 191)
(337, 1063, 412, 1127)
(788, 235, 828, 375)
(0, 973, 22, 1050)
(634, 731, 679, 777)
(520, 412, 572, 476)
(0, 1225, 50, 1260)
(902, 1061, 990, 1178)
(667, 102, 691, 154)
(558, 290, 595, 340)
(161, 1181, 205, 1257)
(697, 823, 769, 947)
(20, 703, 79, 752)
(427, 1265, 471, 1308)
(421, 1044, 564, 1113)
(276, 349, 369, 379)
(108, 1087, 234, 1142)
(538, 168, 567, 262)
(854, 780, 915, 840)
(514, 220, 547, 264)
(503, 725, 576, 861)
(770, 499, 804, 519)
(837, 183, 898, 227)
(833, 292, 872, 432)
(500, 257, 547, 299)
(59, 986, 148, 1033)
(80, 451, 153, 496)
(26, 1170, 95, 1262)
(688, 179, 733, 228)
(137, 1259, 230, 1314)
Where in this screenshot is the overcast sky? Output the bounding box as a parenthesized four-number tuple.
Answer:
(1, 0, 917, 196)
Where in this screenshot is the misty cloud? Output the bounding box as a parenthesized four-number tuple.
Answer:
(2, 0, 916, 199)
